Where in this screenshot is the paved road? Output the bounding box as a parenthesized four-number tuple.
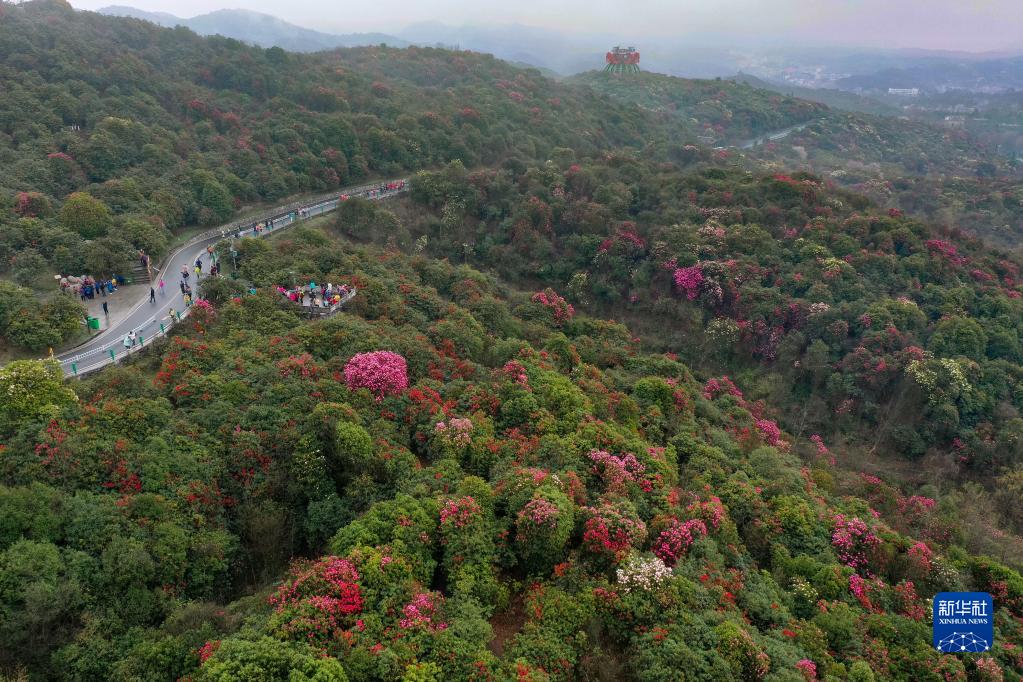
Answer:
(736, 119, 817, 150)
(56, 180, 408, 377)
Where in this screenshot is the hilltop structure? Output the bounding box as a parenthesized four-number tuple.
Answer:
(604, 46, 640, 74)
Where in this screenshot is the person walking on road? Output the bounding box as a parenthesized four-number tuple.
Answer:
(123, 334, 132, 352)
(150, 287, 156, 303)
(167, 307, 177, 325)
(102, 301, 108, 316)
(159, 278, 165, 294)
(128, 330, 137, 347)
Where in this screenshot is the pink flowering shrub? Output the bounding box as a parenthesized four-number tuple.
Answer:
(832, 515, 880, 573)
(848, 573, 875, 611)
(673, 264, 704, 300)
(581, 503, 647, 563)
(702, 376, 745, 404)
(14, 191, 50, 218)
(439, 496, 482, 529)
(518, 497, 560, 530)
(399, 591, 448, 631)
(795, 659, 817, 681)
(588, 449, 645, 493)
(343, 351, 409, 400)
(502, 360, 529, 388)
(435, 417, 473, 449)
(652, 518, 708, 566)
(530, 288, 575, 324)
(926, 239, 967, 267)
(907, 541, 933, 576)
(754, 418, 782, 446)
(515, 493, 573, 571)
(685, 496, 725, 531)
(974, 657, 1005, 682)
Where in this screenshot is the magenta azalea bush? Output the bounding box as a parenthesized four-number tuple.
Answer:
(673, 264, 704, 300)
(342, 350, 409, 400)
(652, 518, 708, 566)
(832, 514, 881, 572)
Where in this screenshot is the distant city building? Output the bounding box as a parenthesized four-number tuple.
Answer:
(888, 88, 920, 96)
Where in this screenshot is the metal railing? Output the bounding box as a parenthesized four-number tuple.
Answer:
(57, 180, 408, 377)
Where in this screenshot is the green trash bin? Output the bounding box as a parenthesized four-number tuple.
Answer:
(88, 317, 100, 330)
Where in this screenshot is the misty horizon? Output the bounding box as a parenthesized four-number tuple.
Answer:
(67, 0, 1023, 53)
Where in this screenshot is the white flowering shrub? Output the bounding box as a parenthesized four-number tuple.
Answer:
(616, 554, 672, 593)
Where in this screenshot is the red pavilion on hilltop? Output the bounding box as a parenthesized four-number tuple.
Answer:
(604, 46, 640, 74)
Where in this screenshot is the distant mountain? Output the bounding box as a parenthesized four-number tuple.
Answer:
(97, 6, 407, 51)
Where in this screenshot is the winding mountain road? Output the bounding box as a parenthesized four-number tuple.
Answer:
(55, 179, 408, 377)
(736, 119, 817, 150)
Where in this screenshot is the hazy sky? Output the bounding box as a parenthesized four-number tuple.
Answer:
(68, 0, 1023, 52)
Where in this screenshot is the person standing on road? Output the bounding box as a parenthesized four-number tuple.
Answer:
(102, 301, 108, 315)
(123, 334, 132, 352)
(167, 307, 176, 325)
(150, 287, 156, 303)
(129, 330, 137, 347)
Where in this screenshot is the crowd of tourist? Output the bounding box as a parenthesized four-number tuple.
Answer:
(276, 281, 355, 309)
(58, 274, 124, 300)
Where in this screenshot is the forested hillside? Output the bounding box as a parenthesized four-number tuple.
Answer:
(4, 2, 1023, 681)
(570, 72, 827, 144)
(577, 70, 1023, 245)
(0, 0, 666, 349)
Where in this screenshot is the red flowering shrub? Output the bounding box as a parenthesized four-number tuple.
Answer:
(267, 556, 364, 646)
(530, 288, 575, 325)
(439, 496, 482, 529)
(197, 640, 221, 665)
(581, 503, 647, 563)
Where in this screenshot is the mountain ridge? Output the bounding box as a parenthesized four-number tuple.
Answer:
(97, 5, 408, 51)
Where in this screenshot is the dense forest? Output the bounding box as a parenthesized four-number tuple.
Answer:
(4, 1, 1023, 680)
